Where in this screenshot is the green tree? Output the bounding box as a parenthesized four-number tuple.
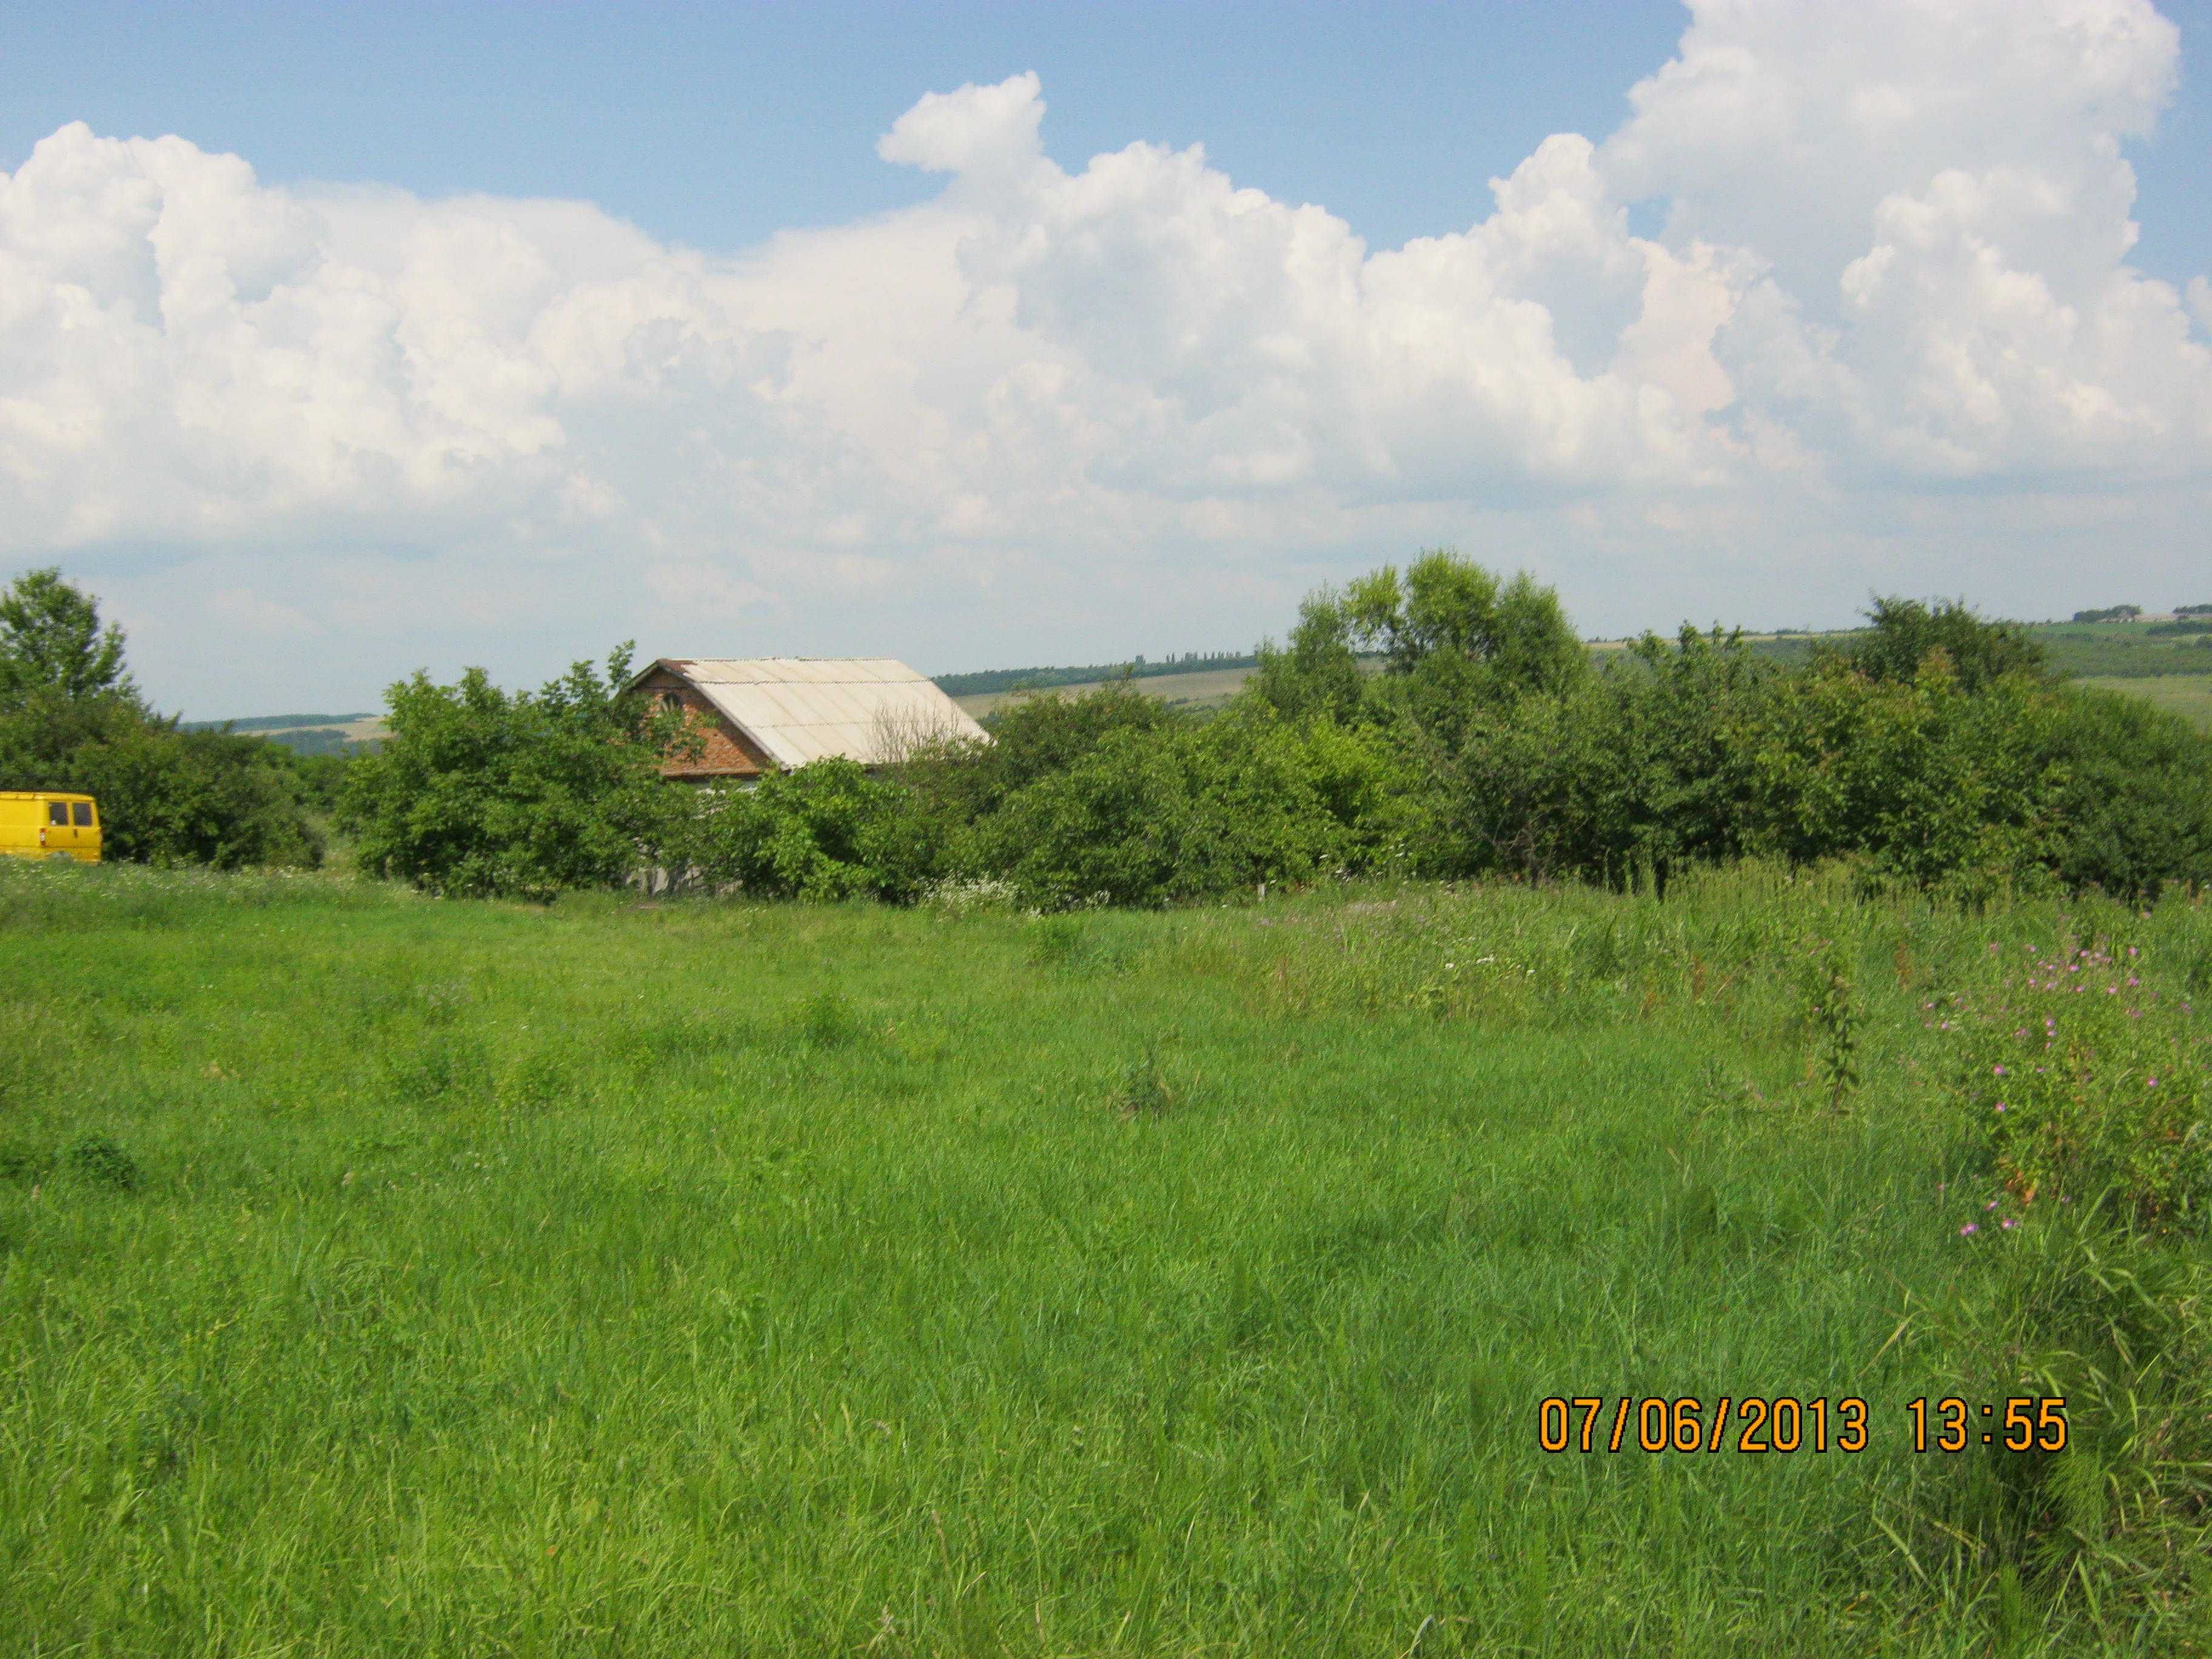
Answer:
(1250, 551, 1585, 748)
(0, 568, 135, 705)
(0, 569, 320, 866)
(1248, 592, 1367, 722)
(342, 646, 688, 899)
(1449, 627, 1775, 885)
(1346, 552, 1586, 695)
(0, 689, 323, 866)
(1836, 595, 2048, 692)
(686, 757, 914, 902)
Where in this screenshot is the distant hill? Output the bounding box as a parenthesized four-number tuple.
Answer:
(178, 713, 386, 757)
(933, 652, 1259, 698)
(180, 712, 378, 733)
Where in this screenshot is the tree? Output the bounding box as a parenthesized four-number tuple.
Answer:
(0, 568, 320, 866)
(1332, 551, 1586, 695)
(341, 646, 690, 899)
(1838, 595, 2048, 693)
(1250, 550, 1586, 737)
(0, 687, 323, 867)
(0, 568, 135, 705)
(1248, 591, 1367, 722)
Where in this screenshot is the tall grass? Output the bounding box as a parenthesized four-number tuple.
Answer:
(1, 857, 2205, 1655)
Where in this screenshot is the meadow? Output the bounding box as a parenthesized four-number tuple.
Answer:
(2079, 675, 2212, 734)
(4, 859, 2208, 1655)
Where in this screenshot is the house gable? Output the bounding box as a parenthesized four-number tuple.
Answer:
(634, 656, 988, 782)
(637, 666, 774, 780)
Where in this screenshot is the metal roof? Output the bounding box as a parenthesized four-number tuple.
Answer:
(658, 658, 988, 769)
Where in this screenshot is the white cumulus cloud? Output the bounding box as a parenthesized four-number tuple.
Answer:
(1, 0, 2208, 713)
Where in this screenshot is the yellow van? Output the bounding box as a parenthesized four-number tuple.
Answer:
(0, 793, 102, 862)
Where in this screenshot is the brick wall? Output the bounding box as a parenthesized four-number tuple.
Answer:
(638, 667, 774, 780)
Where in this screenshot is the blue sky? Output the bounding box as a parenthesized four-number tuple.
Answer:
(3, 5, 1695, 247)
(10, 1, 2210, 284)
(4, 1, 2211, 714)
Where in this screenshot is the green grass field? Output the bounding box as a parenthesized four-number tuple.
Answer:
(2079, 673, 2212, 732)
(3, 861, 2207, 1654)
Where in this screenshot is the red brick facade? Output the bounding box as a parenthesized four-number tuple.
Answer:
(638, 666, 775, 781)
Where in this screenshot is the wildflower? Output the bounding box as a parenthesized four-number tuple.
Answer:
(1994, 1102, 2006, 1113)
(2001, 1218, 2019, 1230)
(2148, 1076, 2159, 1088)
(1992, 1064, 2007, 1076)
(1985, 1199, 1999, 1210)
(1960, 1223, 1979, 1236)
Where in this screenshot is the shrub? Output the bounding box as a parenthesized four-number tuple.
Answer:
(1951, 936, 2208, 1232)
(973, 725, 1197, 910)
(2039, 686, 2212, 900)
(1, 568, 322, 868)
(1449, 628, 1775, 885)
(685, 758, 911, 901)
(0, 692, 323, 870)
(1831, 595, 2049, 692)
(343, 648, 683, 899)
(1929, 1207, 2212, 1604)
(791, 990, 860, 1049)
(1108, 1045, 1175, 1116)
(1919, 923, 2212, 1605)
(64, 1134, 140, 1192)
(0, 1140, 50, 1182)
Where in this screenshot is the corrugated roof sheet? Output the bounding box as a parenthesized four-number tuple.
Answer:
(661, 657, 988, 770)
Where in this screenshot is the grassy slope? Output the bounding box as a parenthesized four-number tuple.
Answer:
(955, 665, 1264, 717)
(2078, 674, 2212, 732)
(5, 862, 2206, 1654)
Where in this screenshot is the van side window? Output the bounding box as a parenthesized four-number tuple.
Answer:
(73, 803, 93, 826)
(48, 802, 69, 826)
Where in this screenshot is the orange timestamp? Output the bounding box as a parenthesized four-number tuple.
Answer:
(1906, 1396, 2068, 1453)
(1538, 1396, 1867, 1454)
(1537, 1396, 2070, 1454)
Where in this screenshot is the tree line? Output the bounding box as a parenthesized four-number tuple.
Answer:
(0, 570, 330, 866)
(7, 556, 2210, 903)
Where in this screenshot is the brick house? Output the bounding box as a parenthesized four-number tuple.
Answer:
(629, 658, 988, 782)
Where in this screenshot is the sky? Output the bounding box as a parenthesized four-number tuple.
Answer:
(4, 1, 2211, 717)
